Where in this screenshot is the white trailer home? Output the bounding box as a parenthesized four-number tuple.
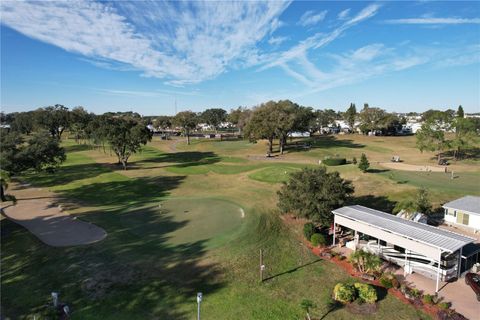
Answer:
(443, 196, 480, 232)
(332, 205, 478, 293)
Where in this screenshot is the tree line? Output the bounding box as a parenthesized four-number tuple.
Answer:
(0, 106, 155, 202)
(416, 105, 479, 162)
(2, 101, 478, 176)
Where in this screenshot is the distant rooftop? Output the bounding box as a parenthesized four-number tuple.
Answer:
(443, 196, 480, 216)
(333, 205, 475, 253)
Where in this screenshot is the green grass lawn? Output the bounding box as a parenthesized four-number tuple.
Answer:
(248, 166, 301, 184)
(379, 170, 480, 199)
(5, 136, 469, 319)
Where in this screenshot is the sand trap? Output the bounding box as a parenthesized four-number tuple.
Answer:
(379, 162, 446, 172)
(1, 182, 106, 247)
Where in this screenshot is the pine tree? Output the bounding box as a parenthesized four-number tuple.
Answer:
(358, 153, 370, 172)
(457, 105, 464, 118)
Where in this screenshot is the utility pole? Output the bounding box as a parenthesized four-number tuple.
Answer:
(174, 96, 178, 115)
(197, 292, 202, 320)
(260, 249, 265, 282)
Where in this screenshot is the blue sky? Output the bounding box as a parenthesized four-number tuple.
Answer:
(1, 1, 479, 115)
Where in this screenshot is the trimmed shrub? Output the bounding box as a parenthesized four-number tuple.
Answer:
(410, 288, 421, 298)
(303, 223, 316, 241)
(379, 275, 393, 289)
(422, 294, 434, 305)
(311, 233, 326, 247)
(354, 283, 378, 304)
(323, 157, 347, 166)
(333, 283, 356, 303)
(438, 302, 450, 310)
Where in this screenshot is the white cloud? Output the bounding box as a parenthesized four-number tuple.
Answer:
(384, 17, 480, 24)
(259, 4, 382, 71)
(338, 9, 351, 20)
(268, 36, 289, 46)
(0, 0, 291, 85)
(298, 10, 327, 27)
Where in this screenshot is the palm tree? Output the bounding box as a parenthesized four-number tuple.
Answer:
(300, 299, 315, 320)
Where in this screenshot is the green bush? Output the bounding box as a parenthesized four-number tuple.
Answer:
(310, 233, 326, 247)
(303, 223, 316, 241)
(322, 157, 347, 166)
(333, 283, 356, 303)
(410, 288, 421, 298)
(354, 283, 378, 304)
(422, 294, 434, 305)
(352, 157, 357, 165)
(379, 272, 399, 289)
(348, 250, 382, 274)
(438, 302, 450, 310)
(379, 276, 393, 289)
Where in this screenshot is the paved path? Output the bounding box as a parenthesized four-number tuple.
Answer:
(1, 182, 106, 247)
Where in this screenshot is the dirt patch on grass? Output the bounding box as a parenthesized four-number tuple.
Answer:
(379, 162, 446, 172)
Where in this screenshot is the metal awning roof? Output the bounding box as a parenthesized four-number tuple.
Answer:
(333, 205, 475, 253)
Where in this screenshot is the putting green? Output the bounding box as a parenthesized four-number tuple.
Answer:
(248, 166, 301, 184)
(121, 198, 245, 248)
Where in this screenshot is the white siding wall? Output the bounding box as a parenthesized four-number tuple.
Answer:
(444, 208, 480, 231)
(444, 208, 457, 224)
(469, 214, 480, 230)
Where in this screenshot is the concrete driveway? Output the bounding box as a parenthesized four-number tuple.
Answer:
(395, 271, 480, 320)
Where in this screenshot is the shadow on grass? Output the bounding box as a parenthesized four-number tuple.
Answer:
(62, 175, 186, 207)
(441, 148, 480, 161)
(1, 175, 223, 319)
(287, 135, 365, 155)
(367, 168, 390, 173)
(63, 144, 92, 153)
(131, 151, 222, 170)
(350, 195, 397, 213)
(319, 299, 343, 319)
(373, 284, 388, 302)
(263, 259, 322, 282)
(21, 162, 113, 188)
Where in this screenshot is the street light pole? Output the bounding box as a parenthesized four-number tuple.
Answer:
(197, 292, 202, 320)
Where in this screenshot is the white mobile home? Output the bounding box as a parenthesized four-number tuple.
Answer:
(443, 196, 480, 232)
(332, 205, 478, 292)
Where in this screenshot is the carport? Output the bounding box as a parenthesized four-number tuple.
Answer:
(332, 205, 475, 293)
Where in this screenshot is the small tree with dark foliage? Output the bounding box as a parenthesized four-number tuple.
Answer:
(358, 153, 370, 172)
(277, 167, 354, 226)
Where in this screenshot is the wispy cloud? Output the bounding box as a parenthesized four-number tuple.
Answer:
(268, 36, 289, 46)
(337, 9, 351, 20)
(0, 0, 291, 85)
(298, 10, 327, 27)
(259, 4, 382, 71)
(385, 17, 480, 24)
